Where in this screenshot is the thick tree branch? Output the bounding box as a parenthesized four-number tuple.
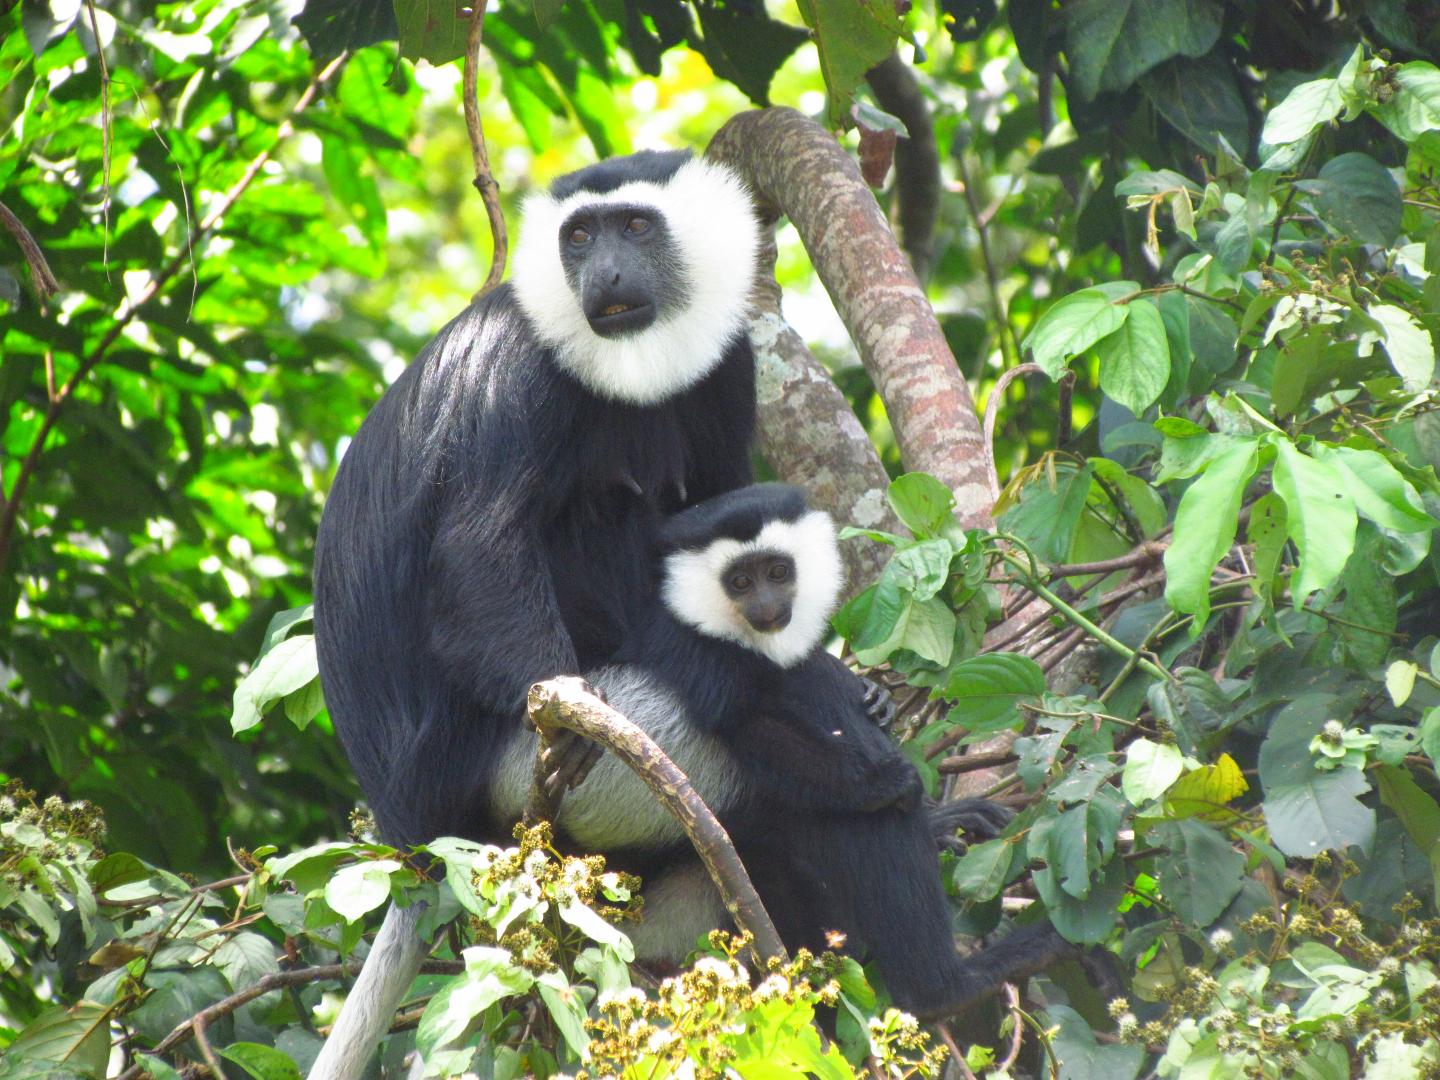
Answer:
(525, 677, 787, 965)
(715, 175, 898, 590)
(708, 108, 996, 530)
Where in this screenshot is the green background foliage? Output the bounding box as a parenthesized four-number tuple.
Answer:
(4, 0, 1440, 1077)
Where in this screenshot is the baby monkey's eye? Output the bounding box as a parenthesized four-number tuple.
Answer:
(767, 563, 791, 582)
(625, 215, 650, 234)
(569, 226, 591, 245)
(729, 573, 753, 592)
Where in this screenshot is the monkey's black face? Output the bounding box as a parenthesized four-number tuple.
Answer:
(722, 551, 796, 633)
(558, 204, 686, 339)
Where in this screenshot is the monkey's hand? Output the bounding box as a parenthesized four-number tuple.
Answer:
(859, 677, 896, 728)
(537, 682, 608, 799)
(858, 757, 925, 813)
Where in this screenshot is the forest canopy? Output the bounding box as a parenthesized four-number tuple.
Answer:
(3, 1, 1440, 1078)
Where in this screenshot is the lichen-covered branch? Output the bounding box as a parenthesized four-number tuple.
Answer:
(719, 179, 898, 590)
(525, 677, 787, 965)
(708, 108, 997, 530)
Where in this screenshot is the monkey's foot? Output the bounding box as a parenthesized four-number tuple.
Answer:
(540, 729, 605, 799)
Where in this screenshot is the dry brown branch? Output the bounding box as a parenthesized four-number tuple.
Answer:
(525, 677, 787, 964)
(0, 52, 348, 572)
(707, 108, 996, 529)
(463, 2, 507, 295)
(1048, 542, 1167, 579)
(937, 749, 1018, 775)
(114, 959, 465, 1080)
(0, 199, 60, 299)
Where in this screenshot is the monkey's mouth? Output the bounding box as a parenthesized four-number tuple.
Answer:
(588, 300, 656, 338)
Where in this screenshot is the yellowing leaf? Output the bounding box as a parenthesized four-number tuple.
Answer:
(1166, 754, 1248, 820)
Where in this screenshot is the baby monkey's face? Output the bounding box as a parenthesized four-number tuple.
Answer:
(720, 550, 796, 633)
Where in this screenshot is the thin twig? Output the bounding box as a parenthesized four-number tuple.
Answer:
(937, 749, 1018, 775)
(1047, 542, 1166, 579)
(954, 149, 1016, 370)
(190, 1014, 223, 1079)
(982, 362, 1044, 500)
(935, 1021, 977, 1080)
(0, 52, 348, 573)
(114, 959, 464, 1080)
(996, 984, 1025, 1071)
(84, 0, 112, 259)
(0, 199, 60, 298)
(525, 677, 787, 965)
(463, 2, 507, 295)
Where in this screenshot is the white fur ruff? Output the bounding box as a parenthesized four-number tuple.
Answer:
(662, 511, 844, 668)
(510, 157, 760, 404)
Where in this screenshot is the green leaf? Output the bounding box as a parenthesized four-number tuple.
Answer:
(693, 5, 810, 107)
(1247, 491, 1288, 603)
(4, 1002, 112, 1078)
(1163, 438, 1259, 626)
(418, 947, 535, 1054)
(795, 0, 904, 127)
(1155, 819, 1245, 925)
(1096, 297, 1171, 415)
(283, 677, 326, 730)
(220, 1043, 303, 1080)
(533, 0, 566, 29)
(1022, 287, 1132, 377)
(999, 462, 1094, 564)
(1140, 53, 1250, 156)
(951, 837, 1018, 901)
(1121, 738, 1185, 805)
(1264, 768, 1375, 857)
(1372, 61, 1440, 142)
(1375, 765, 1440, 856)
(395, 1, 467, 65)
(232, 635, 320, 735)
(900, 595, 957, 666)
(1317, 447, 1438, 534)
(1063, 0, 1223, 103)
(1368, 303, 1436, 391)
(1272, 441, 1357, 603)
(1262, 77, 1344, 146)
(1090, 459, 1168, 538)
(260, 604, 314, 655)
(536, 970, 591, 1060)
(324, 860, 400, 923)
(90, 852, 151, 896)
(887, 473, 956, 538)
(1045, 1005, 1145, 1080)
(1309, 153, 1402, 245)
(938, 653, 1047, 731)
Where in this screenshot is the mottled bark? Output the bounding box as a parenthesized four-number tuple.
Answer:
(708, 108, 996, 531)
(866, 54, 940, 284)
(735, 201, 897, 590)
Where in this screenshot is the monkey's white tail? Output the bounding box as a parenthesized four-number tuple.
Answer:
(308, 901, 428, 1080)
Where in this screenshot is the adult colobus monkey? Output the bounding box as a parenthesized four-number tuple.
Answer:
(312, 150, 762, 1080)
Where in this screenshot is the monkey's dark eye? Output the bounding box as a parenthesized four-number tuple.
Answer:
(767, 562, 791, 582)
(624, 215, 650, 235)
(729, 573, 753, 592)
(569, 227, 591, 245)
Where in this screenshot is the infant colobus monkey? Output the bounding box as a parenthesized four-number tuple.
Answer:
(493, 484, 1021, 1013)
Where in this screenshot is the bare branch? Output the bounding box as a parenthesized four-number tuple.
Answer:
(525, 677, 787, 965)
(463, 2, 507, 296)
(708, 108, 996, 529)
(0, 200, 60, 299)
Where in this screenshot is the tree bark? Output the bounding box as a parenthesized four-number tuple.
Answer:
(708, 107, 996, 532)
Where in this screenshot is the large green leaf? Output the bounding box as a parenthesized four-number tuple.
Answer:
(1262, 76, 1344, 146)
(1372, 61, 1440, 142)
(795, 0, 904, 127)
(693, 5, 809, 107)
(1264, 769, 1375, 858)
(1308, 153, 1402, 245)
(1096, 297, 1171, 415)
(938, 653, 1047, 731)
(3, 1003, 112, 1079)
(1155, 819, 1245, 926)
(1163, 437, 1259, 626)
(1022, 287, 1132, 377)
(221, 1044, 303, 1080)
(1271, 440, 1356, 603)
(1063, 0, 1223, 102)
